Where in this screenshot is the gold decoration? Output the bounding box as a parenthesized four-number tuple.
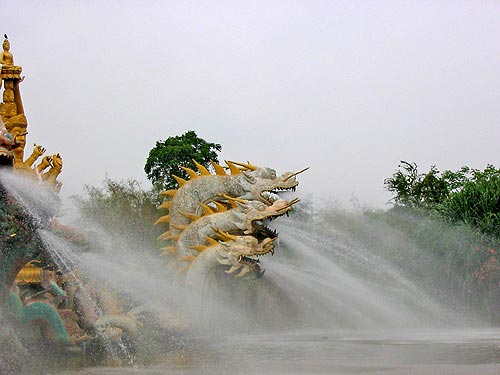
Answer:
(15, 261, 43, 285)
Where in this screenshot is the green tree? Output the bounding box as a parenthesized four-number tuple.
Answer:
(144, 130, 222, 191)
(72, 178, 162, 251)
(435, 165, 500, 238)
(384, 161, 449, 209)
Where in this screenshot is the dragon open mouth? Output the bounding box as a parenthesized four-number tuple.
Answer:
(238, 255, 264, 278)
(261, 188, 296, 205)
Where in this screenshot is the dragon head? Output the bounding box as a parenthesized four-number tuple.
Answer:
(232, 162, 308, 205)
(227, 196, 299, 235)
(214, 228, 276, 278)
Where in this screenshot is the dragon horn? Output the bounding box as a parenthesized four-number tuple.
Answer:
(212, 227, 238, 242)
(225, 160, 257, 171)
(283, 167, 310, 182)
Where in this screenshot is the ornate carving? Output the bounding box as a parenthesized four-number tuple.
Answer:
(0, 36, 63, 189)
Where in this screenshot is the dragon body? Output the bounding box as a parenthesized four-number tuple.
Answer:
(163, 198, 297, 257)
(156, 160, 306, 293)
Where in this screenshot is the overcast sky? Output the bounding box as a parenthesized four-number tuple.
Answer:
(3, 1, 500, 208)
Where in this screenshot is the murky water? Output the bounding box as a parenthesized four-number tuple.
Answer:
(57, 328, 500, 375)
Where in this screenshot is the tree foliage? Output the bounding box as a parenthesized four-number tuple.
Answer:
(72, 178, 162, 250)
(384, 161, 450, 209)
(385, 162, 500, 238)
(144, 131, 222, 191)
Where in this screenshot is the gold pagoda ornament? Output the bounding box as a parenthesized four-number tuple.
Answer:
(0, 34, 63, 191)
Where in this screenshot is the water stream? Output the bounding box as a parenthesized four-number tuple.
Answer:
(1, 172, 499, 374)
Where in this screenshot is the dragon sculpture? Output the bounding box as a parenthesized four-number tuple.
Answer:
(155, 160, 307, 294)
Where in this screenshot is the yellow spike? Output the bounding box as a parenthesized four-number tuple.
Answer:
(206, 237, 218, 246)
(190, 245, 208, 252)
(173, 175, 187, 187)
(180, 166, 199, 180)
(213, 227, 238, 242)
(214, 201, 227, 212)
(211, 160, 226, 176)
(176, 264, 190, 277)
(179, 255, 196, 263)
(220, 193, 246, 204)
(154, 215, 170, 225)
(158, 201, 172, 210)
(160, 246, 177, 256)
(200, 203, 215, 216)
(226, 160, 257, 171)
(161, 189, 177, 197)
(179, 211, 200, 222)
(157, 232, 180, 241)
(157, 231, 170, 241)
(193, 160, 210, 176)
(225, 160, 241, 175)
(166, 258, 182, 272)
(170, 224, 188, 231)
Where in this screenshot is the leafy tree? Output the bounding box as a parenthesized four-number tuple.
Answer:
(435, 165, 500, 238)
(72, 178, 162, 251)
(144, 131, 222, 191)
(385, 162, 500, 238)
(384, 161, 449, 209)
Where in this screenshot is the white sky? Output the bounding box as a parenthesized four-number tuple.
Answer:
(3, 1, 500, 208)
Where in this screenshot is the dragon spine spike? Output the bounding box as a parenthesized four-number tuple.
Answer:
(190, 245, 207, 252)
(192, 159, 211, 175)
(210, 160, 226, 175)
(225, 160, 241, 175)
(173, 175, 187, 187)
(200, 203, 215, 216)
(220, 194, 246, 203)
(170, 224, 188, 231)
(154, 215, 170, 225)
(160, 246, 177, 256)
(206, 237, 218, 246)
(176, 264, 190, 277)
(157, 231, 169, 241)
(158, 201, 172, 210)
(180, 166, 199, 180)
(161, 189, 177, 197)
(226, 160, 257, 171)
(180, 255, 196, 263)
(179, 211, 200, 222)
(213, 201, 227, 212)
(283, 167, 310, 182)
(158, 233, 180, 242)
(212, 227, 238, 242)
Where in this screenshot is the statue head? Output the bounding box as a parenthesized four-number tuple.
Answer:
(3, 38, 10, 52)
(5, 114, 27, 150)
